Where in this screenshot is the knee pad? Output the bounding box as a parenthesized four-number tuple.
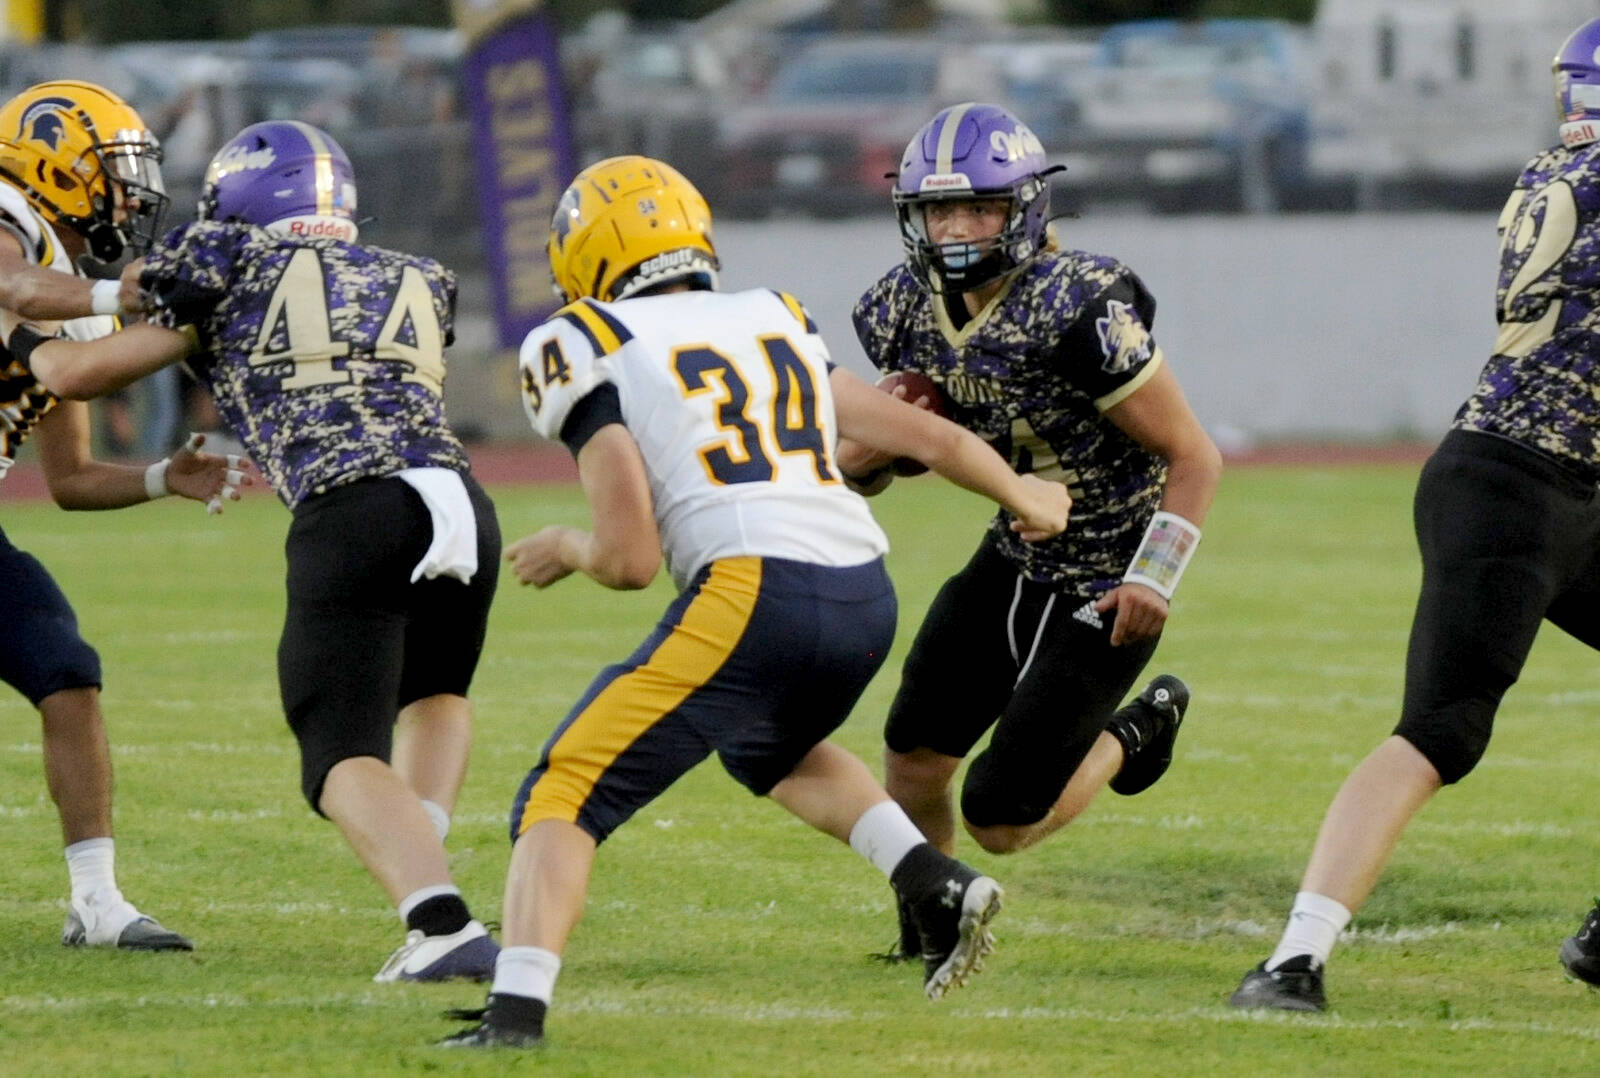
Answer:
(960, 747, 1057, 828)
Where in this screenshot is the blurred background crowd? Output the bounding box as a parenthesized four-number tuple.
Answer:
(3, 0, 1596, 450)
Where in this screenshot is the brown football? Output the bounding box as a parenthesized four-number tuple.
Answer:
(875, 370, 949, 476)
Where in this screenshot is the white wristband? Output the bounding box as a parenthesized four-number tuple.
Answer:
(1122, 510, 1201, 600)
(144, 457, 171, 500)
(90, 278, 121, 316)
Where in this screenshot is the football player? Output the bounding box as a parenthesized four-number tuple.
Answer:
(0, 81, 243, 951)
(838, 103, 1223, 960)
(1232, 16, 1600, 1011)
(438, 155, 1070, 1047)
(6, 120, 503, 982)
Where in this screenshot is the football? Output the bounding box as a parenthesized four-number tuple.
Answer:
(875, 371, 949, 476)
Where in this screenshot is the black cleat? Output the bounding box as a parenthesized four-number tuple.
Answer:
(1107, 674, 1190, 796)
(437, 994, 546, 1049)
(904, 865, 1003, 1000)
(870, 893, 922, 964)
(1229, 955, 1327, 1012)
(1560, 899, 1600, 986)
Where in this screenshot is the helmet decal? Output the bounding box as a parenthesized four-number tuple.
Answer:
(19, 97, 73, 150)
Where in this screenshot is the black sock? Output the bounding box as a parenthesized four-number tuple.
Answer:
(889, 842, 956, 904)
(406, 893, 472, 937)
(487, 992, 547, 1034)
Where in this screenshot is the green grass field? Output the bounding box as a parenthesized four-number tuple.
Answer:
(5, 464, 1600, 1076)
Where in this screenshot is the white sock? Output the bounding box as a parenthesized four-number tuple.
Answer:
(848, 800, 926, 879)
(64, 837, 120, 904)
(492, 946, 562, 1004)
(397, 884, 461, 925)
(1266, 890, 1352, 970)
(421, 799, 451, 842)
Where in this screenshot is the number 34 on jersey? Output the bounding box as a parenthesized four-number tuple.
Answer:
(518, 290, 843, 488)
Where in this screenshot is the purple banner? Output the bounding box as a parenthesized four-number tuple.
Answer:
(459, 13, 577, 349)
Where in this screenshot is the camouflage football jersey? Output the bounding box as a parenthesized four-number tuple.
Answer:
(853, 249, 1167, 595)
(142, 220, 469, 508)
(1454, 141, 1600, 476)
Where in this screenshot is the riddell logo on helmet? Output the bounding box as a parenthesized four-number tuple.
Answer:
(275, 214, 357, 242)
(920, 173, 972, 192)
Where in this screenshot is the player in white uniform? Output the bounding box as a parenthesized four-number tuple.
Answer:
(440, 156, 1070, 1048)
(0, 81, 240, 951)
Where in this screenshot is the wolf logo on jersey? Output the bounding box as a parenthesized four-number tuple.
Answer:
(1454, 140, 1600, 477)
(140, 219, 468, 507)
(520, 288, 886, 588)
(854, 249, 1166, 594)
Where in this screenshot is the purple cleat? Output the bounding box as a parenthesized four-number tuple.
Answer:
(373, 919, 498, 983)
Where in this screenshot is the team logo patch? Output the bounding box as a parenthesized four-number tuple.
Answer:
(1094, 299, 1153, 374)
(18, 96, 74, 150)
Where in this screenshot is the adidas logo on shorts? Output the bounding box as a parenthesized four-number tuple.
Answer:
(1072, 601, 1103, 630)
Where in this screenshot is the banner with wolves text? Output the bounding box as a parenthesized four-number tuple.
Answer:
(455, 0, 577, 349)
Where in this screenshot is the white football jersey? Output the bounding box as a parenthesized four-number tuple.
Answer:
(0, 183, 117, 342)
(519, 288, 888, 588)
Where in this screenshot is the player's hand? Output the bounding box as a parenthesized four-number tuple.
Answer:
(166, 432, 251, 513)
(1008, 474, 1070, 542)
(117, 258, 149, 313)
(1092, 582, 1168, 646)
(507, 526, 576, 588)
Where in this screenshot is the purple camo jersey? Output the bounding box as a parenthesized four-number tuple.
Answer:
(141, 220, 469, 507)
(853, 249, 1167, 595)
(1453, 141, 1600, 476)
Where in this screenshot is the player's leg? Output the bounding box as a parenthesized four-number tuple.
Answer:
(393, 473, 502, 840)
(281, 479, 493, 983)
(883, 540, 1027, 854)
(0, 530, 189, 951)
(1536, 521, 1600, 984)
(448, 564, 737, 1047)
(703, 557, 1000, 1000)
(959, 607, 1159, 854)
(1232, 432, 1579, 1011)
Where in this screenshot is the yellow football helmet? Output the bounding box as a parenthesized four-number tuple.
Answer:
(548, 155, 718, 303)
(0, 80, 168, 261)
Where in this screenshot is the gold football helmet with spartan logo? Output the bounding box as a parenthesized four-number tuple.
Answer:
(0, 80, 168, 261)
(547, 155, 718, 303)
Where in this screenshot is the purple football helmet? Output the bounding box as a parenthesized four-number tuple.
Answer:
(198, 120, 358, 237)
(1554, 17, 1600, 147)
(893, 103, 1058, 292)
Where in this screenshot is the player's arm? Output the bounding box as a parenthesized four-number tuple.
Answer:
(33, 401, 244, 511)
(11, 322, 193, 400)
(831, 365, 1069, 541)
(0, 240, 141, 320)
(1093, 362, 1223, 645)
(835, 377, 942, 496)
(506, 423, 661, 590)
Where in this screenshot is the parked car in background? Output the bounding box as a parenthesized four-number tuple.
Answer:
(715, 35, 1003, 217)
(1059, 19, 1312, 212)
(1308, 0, 1592, 209)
